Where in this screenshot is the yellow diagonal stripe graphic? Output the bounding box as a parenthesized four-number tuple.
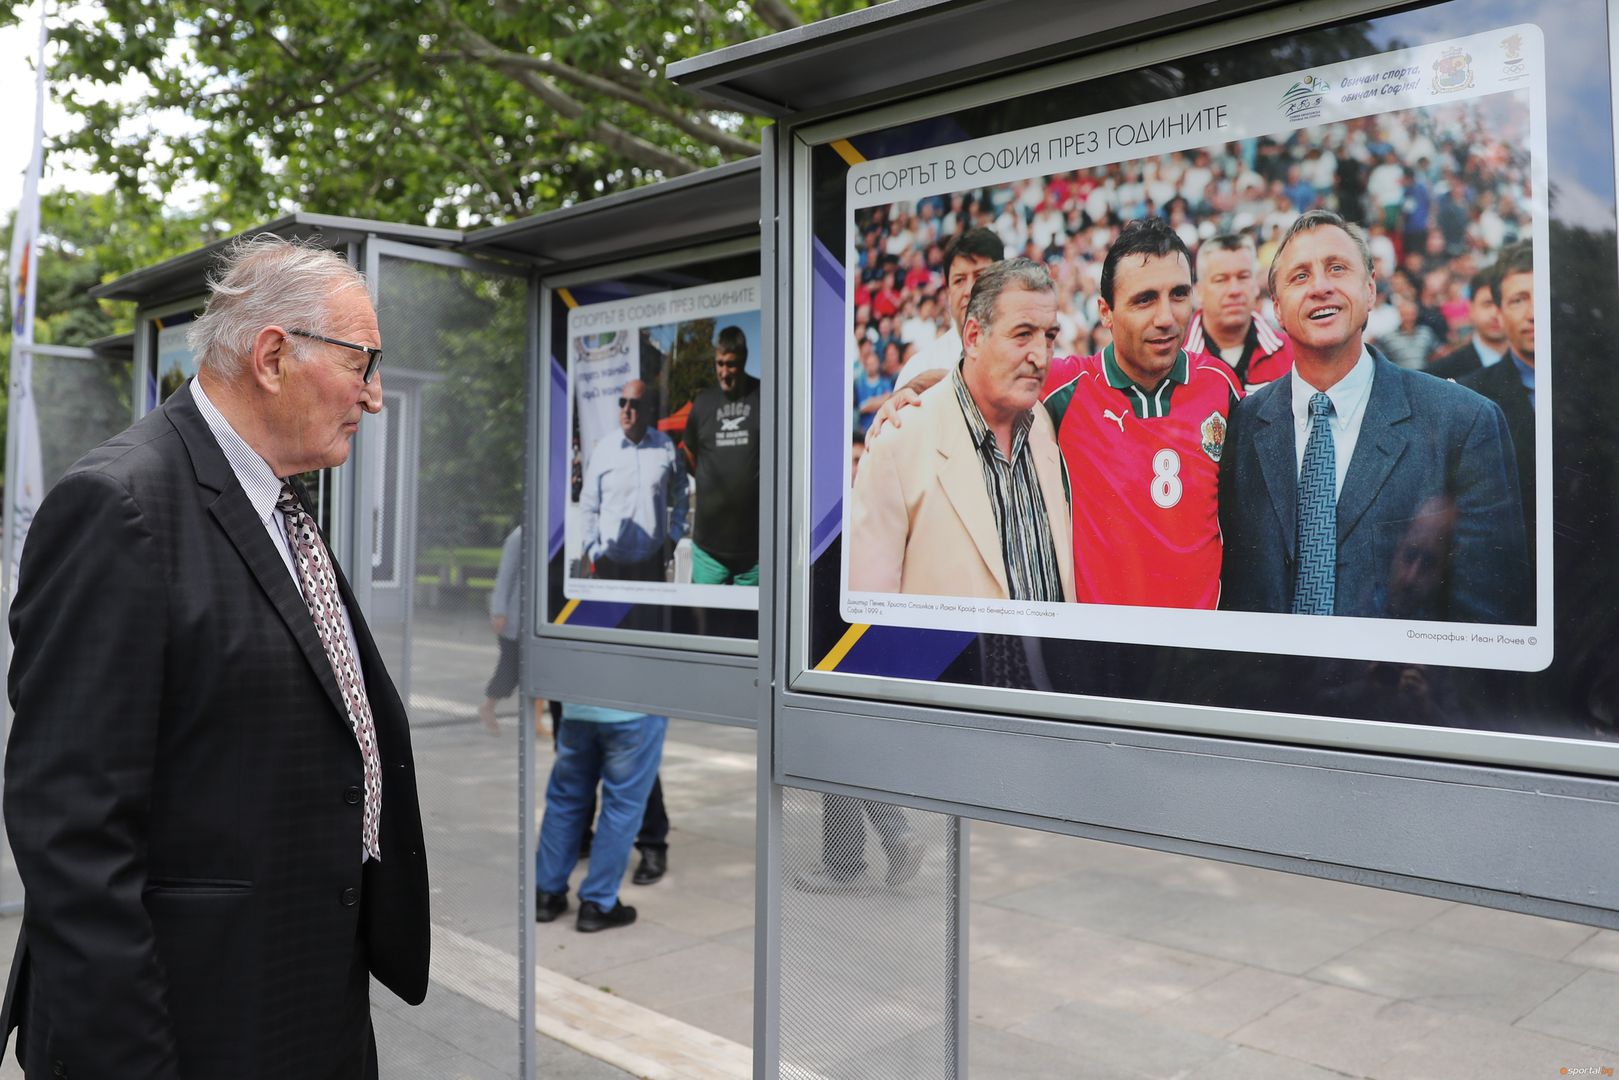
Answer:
(554, 598, 581, 625)
(815, 623, 870, 671)
(557, 287, 579, 309)
(829, 139, 866, 166)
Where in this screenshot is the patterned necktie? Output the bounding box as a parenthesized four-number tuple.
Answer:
(277, 481, 382, 860)
(1292, 391, 1337, 616)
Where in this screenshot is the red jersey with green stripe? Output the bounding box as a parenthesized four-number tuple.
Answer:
(1042, 346, 1242, 609)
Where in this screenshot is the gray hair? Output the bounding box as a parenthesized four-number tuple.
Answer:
(1267, 209, 1373, 297)
(188, 233, 368, 380)
(964, 257, 1054, 332)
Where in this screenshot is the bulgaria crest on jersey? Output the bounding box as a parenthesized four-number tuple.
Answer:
(1200, 411, 1227, 462)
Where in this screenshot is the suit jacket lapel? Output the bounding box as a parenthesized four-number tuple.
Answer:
(1337, 356, 1411, 543)
(165, 384, 351, 724)
(1032, 420, 1076, 602)
(1254, 378, 1298, 561)
(934, 403, 1010, 596)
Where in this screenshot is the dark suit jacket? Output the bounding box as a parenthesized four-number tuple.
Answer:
(1460, 355, 1536, 557)
(1218, 352, 1528, 623)
(3, 384, 429, 1079)
(1424, 340, 1486, 381)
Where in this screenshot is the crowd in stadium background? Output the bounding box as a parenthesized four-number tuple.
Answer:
(850, 94, 1534, 429)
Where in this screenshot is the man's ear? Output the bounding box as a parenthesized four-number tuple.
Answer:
(249, 325, 292, 394)
(962, 314, 983, 356)
(1096, 297, 1115, 330)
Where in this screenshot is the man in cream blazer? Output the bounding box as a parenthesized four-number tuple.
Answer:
(848, 258, 1074, 603)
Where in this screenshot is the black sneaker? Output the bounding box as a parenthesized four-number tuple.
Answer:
(535, 891, 569, 923)
(632, 848, 667, 886)
(576, 899, 637, 933)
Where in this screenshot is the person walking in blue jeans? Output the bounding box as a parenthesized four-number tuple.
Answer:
(535, 705, 667, 932)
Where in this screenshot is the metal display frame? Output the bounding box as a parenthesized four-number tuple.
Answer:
(673, 5, 1619, 1029)
(533, 235, 762, 661)
(774, 0, 1617, 779)
(461, 161, 767, 1080)
(461, 163, 769, 728)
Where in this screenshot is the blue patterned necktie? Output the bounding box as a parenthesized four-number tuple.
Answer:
(279, 481, 383, 859)
(1292, 392, 1337, 616)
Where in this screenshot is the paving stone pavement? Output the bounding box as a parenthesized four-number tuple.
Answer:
(0, 698, 1616, 1078)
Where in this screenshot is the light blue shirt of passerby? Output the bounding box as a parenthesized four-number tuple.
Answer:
(489, 525, 522, 641)
(563, 703, 646, 723)
(579, 428, 689, 565)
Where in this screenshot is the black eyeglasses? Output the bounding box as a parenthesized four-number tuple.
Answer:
(287, 329, 383, 383)
(618, 397, 642, 410)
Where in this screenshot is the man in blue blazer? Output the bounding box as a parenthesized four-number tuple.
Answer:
(1218, 210, 1528, 624)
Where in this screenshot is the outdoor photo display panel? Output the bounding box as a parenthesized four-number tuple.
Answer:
(547, 253, 762, 641)
(805, 0, 1619, 749)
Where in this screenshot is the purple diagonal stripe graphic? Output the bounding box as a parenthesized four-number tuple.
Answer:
(811, 238, 848, 562)
(549, 355, 567, 559)
(835, 626, 976, 681)
(565, 601, 634, 630)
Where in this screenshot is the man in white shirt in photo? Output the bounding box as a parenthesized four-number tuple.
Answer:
(579, 378, 689, 582)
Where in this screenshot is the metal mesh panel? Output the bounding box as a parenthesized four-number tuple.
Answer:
(370, 256, 527, 1076)
(966, 821, 1619, 1079)
(30, 350, 134, 487)
(779, 786, 960, 1080)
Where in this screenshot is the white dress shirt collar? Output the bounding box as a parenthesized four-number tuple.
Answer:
(1289, 346, 1375, 495)
(190, 376, 285, 523)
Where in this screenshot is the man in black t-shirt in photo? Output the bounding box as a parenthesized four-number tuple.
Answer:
(682, 325, 761, 585)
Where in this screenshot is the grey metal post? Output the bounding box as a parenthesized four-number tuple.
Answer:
(950, 818, 968, 1079)
(519, 268, 541, 1080)
(754, 123, 783, 1079)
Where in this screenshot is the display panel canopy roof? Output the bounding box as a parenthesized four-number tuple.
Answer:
(460, 157, 760, 269)
(91, 212, 463, 308)
(667, 0, 1284, 115)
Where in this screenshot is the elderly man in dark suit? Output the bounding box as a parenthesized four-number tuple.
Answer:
(1219, 210, 1527, 623)
(3, 235, 429, 1079)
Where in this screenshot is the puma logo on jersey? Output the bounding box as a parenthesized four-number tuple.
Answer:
(719, 415, 746, 432)
(1102, 409, 1127, 432)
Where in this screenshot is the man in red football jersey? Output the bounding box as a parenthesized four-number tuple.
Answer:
(872, 219, 1240, 608)
(1042, 217, 1241, 608)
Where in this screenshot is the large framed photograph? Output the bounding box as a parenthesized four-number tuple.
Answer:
(838, 25, 1549, 671)
(799, 0, 1619, 755)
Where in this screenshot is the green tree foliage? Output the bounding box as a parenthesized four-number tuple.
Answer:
(0, 0, 875, 508)
(19, 0, 877, 228)
(666, 316, 716, 419)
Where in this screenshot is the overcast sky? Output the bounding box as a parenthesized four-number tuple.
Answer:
(0, 6, 103, 215)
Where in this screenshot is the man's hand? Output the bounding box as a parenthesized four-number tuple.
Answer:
(866, 385, 924, 439)
(490, 615, 508, 636)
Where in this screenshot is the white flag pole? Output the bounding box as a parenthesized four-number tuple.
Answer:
(3, 1, 48, 605)
(0, 0, 47, 917)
